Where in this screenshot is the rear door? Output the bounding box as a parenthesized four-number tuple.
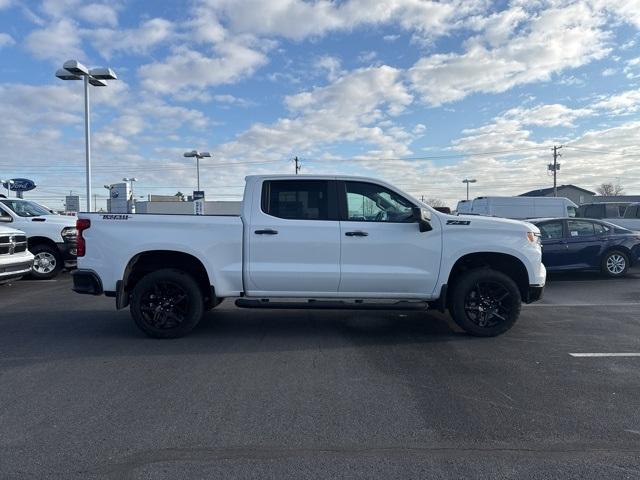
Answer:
(246, 179, 341, 295)
(565, 220, 602, 269)
(337, 180, 441, 297)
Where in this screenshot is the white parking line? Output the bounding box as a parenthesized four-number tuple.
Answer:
(525, 303, 640, 307)
(569, 353, 640, 357)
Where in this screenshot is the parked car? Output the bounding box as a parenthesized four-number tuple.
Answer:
(0, 198, 76, 279)
(575, 201, 640, 230)
(0, 225, 34, 284)
(470, 196, 578, 219)
(530, 218, 640, 277)
(73, 175, 546, 339)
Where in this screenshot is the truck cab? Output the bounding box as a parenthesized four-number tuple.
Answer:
(0, 198, 77, 279)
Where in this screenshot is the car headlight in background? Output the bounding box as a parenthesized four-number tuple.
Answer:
(61, 227, 77, 243)
(526, 231, 541, 245)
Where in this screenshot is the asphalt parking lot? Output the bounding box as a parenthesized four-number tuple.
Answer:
(2, 272, 640, 479)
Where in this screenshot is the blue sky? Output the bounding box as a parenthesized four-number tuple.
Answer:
(0, 0, 639, 209)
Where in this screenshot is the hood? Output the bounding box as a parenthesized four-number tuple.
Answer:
(447, 213, 540, 233)
(0, 225, 26, 235)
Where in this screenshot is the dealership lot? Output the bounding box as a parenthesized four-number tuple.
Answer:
(2, 273, 640, 479)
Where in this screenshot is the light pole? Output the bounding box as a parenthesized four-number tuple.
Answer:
(462, 178, 477, 201)
(183, 150, 211, 191)
(1, 179, 14, 197)
(56, 60, 117, 212)
(122, 177, 138, 213)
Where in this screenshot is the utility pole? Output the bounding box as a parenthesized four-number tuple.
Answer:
(549, 145, 562, 197)
(294, 156, 301, 175)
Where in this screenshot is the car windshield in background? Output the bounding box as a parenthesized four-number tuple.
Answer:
(0, 199, 52, 217)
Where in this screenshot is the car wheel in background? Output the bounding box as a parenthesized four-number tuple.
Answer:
(449, 268, 522, 337)
(602, 250, 629, 278)
(29, 244, 63, 280)
(130, 268, 204, 338)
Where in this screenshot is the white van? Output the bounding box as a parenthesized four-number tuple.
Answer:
(469, 196, 578, 219)
(455, 199, 473, 214)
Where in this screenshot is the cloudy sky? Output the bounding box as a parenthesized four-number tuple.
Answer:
(1, 0, 639, 209)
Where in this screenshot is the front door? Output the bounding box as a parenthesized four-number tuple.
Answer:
(338, 180, 441, 297)
(246, 179, 341, 295)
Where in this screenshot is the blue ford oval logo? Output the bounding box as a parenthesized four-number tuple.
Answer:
(2, 178, 36, 192)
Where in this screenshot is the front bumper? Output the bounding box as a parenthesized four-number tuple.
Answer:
(72, 269, 103, 295)
(0, 261, 33, 282)
(524, 285, 544, 304)
(56, 241, 77, 268)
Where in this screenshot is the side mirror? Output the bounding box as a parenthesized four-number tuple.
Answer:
(412, 207, 432, 232)
(0, 216, 12, 223)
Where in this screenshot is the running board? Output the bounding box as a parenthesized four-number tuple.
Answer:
(235, 298, 429, 311)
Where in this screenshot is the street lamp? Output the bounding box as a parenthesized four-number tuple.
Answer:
(56, 60, 117, 212)
(462, 178, 477, 201)
(183, 150, 211, 191)
(122, 177, 138, 213)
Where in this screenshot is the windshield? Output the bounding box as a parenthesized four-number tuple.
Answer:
(0, 199, 53, 217)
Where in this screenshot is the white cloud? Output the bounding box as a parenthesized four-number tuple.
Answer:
(602, 67, 616, 76)
(0, 32, 15, 48)
(503, 104, 592, 128)
(593, 89, 640, 115)
(138, 42, 267, 94)
(409, 3, 611, 105)
(24, 18, 85, 63)
(90, 18, 174, 58)
(314, 55, 342, 81)
(77, 3, 118, 27)
(0, 0, 14, 9)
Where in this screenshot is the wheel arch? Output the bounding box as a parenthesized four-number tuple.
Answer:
(27, 236, 59, 251)
(122, 250, 215, 308)
(446, 252, 529, 306)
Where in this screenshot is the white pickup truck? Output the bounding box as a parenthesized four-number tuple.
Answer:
(72, 175, 546, 338)
(0, 225, 34, 284)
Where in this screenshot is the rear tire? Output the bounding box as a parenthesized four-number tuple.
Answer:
(29, 244, 63, 280)
(130, 268, 204, 338)
(602, 250, 628, 278)
(449, 268, 521, 337)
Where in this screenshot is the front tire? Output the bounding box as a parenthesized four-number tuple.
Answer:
(130, 269, 204, 338)
(602, 250, 629, 278)
(29, 244, 63, 279)
(449, 268, 521, 337)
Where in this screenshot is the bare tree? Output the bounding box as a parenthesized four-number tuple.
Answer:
(423, 197, 447, 208)
(597, 182, 624, 196)
(174, 191, 186, 202)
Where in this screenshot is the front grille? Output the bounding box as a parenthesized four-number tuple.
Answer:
(0, 235, 28, 256)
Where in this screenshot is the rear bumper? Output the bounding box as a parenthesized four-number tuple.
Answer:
(72, 269, 103, 295)
(524, 285, 544, 304)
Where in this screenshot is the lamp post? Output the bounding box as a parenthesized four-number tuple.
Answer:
(462, 178, 477, 201)
(122, 177, 138, 213)
(56, 60, 117, 212)
(183, 150, 211, 192)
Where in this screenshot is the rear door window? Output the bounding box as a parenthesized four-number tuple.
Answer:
(567, 220, 596, 237)
(261, 180, 330, 220)
(593, 223, 610, 235)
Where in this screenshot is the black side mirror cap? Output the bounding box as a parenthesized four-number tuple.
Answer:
(412, 207, 432, 232)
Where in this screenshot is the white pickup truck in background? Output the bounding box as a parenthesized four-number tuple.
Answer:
(0, 225, 34, 284)
(72, 175, 546, 338)
(0, 198, 77, 279)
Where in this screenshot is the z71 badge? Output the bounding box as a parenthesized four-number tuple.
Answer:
(446, 219, 471, 225)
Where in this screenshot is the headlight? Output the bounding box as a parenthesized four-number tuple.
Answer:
(61, 227, 77, 242)
(526, 231, 541, 245)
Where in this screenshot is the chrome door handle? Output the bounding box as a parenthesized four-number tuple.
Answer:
(345, 231, 368, 237)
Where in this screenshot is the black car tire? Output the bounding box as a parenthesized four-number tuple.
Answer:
(602, 250, 629, 278)
(29, 244, 63, 280)
(450, 268, 522, 337)
(130, 269, 204, 338)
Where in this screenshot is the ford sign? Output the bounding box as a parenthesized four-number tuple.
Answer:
(2, 178, 36, 192)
